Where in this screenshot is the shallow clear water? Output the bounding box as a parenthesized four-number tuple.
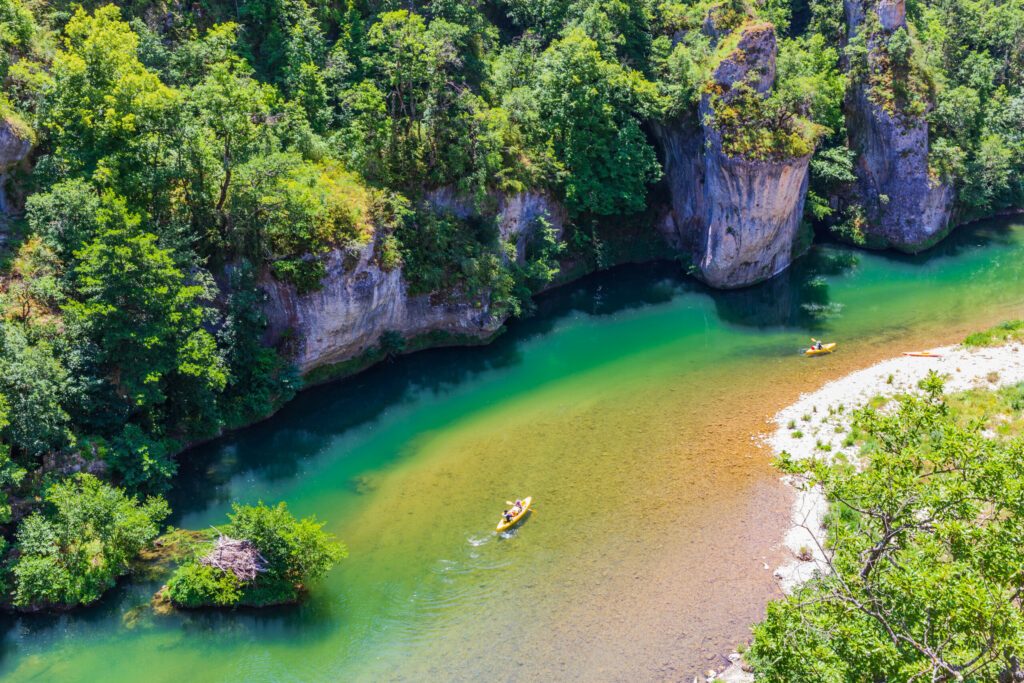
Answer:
(3, 221, 1024, 682)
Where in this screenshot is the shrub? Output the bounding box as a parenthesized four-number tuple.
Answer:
(165, 563, 242, 608)
(964, 320, 1024, 348)
(752, 374, 1024, 680)
(165, 501, 346, 608)
(11, 474, 169, 608)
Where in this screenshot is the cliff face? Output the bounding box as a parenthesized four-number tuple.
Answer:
(425, 189, 567, 264)
(0, 119, 32, 216)
(656, 23, 812, 289)
(650, 118, 704, 252)
(260, 238, 501, 374)
(843, 0, 954, 251)
(699, 134, 811, 289)
(260, 191, 565, 375)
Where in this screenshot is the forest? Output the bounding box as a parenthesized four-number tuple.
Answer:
(0, 0, 1022, 637)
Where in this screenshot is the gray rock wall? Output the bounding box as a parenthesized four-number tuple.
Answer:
(845, 86, 954, 249)
(654, 23, 812, 289)
(650, 119, 704, 252)
(843, 0, 954, 251)
(260, 238, 501, 373)
(0, 119, 32, 216)
(699, 134, 811, 289)
(262, 191, 566, 374)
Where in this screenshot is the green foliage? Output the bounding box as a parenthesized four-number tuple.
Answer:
(397, 208, 520, 317)
(229, 153, 374, 282)
(42, 6, 177, 194)
(0, 0, 36, 82)
(516, 216, 565, 291)
(533, 28, 661, 215)
(750, 375, 1024, 681)
(64, 193, 227, 418)
(710, 82, 819, 160)
(0, 327, 73, 457)
(2, 0, 1024, 622)
(807, 145, 856, 221)
(166, 501, 345, 608)
(218, 263, 299, 427)
(230, 501, 345, 585)
(12, 474, 168, 608)
(165, 562, 242, 607)
(774, 35, 846, 138)
(0, 397, 26, 524)
(964, 319, 1024, 348)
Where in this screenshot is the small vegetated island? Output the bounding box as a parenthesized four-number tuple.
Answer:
(163, 502, 346, 608)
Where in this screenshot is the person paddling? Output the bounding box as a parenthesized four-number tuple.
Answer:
(502, 499, 523, 522)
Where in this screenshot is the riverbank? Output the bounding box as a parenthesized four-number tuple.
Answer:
(713, 336, 1024, 682)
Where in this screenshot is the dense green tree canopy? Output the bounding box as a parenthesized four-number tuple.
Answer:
(752, 375, 1024, 681)
(12, 474, 168, 608)
(0, 0, 1023, 615)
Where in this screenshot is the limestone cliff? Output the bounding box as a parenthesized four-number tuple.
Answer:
(655, 23, 812, 289)
(698, 132, 811, 289)
(424, 189, 567, 264)
(843, 0, 954, 250)
(0, 118, 32, 216)
(260, 192, 565, 375)
(650, 118, 704, 253)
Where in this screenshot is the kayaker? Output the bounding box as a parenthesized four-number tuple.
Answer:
(503, 500, 523, 522)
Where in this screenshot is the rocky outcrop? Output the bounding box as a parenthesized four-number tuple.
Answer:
(711, 22, 777, 96)
(0, 118, 32, 216)
(655, 23, 812, 289)
(262, 191, 566, 375)
(698, 134, 811, 289)
(425, 189, 567, 263)
(261, 238, 501, 374)
(651, 119, 704, 252)
(843, 0, 954, 251)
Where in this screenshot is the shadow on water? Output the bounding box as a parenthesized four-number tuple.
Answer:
(0, 559, 347, 657)
(170, 254, 865, 519)
(166, 261, 697, 518)
(0, 218, 1014, 657)
(164, 254, 863, 523)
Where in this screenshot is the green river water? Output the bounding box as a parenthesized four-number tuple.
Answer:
(3, 220, 1024, 682)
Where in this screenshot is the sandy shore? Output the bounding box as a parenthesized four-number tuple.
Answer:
(710, 341, 1024, 682)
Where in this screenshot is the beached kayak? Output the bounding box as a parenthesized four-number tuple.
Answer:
(496, 496, 532, 532)
(903, 351, 942, 358)
(805, 343, 837, 357)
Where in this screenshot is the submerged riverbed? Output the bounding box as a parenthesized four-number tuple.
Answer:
(3, 220, 1024, 681)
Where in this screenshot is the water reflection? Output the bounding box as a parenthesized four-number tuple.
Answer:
(168, 242, 881, 518)
(0, 217, 1013, 662)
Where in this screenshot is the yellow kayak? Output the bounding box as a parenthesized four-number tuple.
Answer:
(496, 496, 532, 533)
(805, 343, 837, 357)
(903, 351, 942, 358)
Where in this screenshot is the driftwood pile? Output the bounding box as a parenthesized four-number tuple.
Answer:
(200, 536, 268, 582)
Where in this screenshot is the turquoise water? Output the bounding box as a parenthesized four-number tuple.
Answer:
(2, 220, 1024, 681)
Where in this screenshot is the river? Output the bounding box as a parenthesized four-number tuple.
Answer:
(3, 220, 1024, 682)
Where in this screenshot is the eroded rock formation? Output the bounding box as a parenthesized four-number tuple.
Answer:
(261, 192, 565, 375)
(0, 118, 32, 216)
(843, 0, 954, 250)
(656, 23, 812, 289)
